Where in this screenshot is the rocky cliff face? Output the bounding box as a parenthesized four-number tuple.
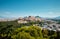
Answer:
(17, 16, 42, 23)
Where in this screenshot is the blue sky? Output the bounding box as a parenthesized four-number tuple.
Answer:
(0, 0, 60, 18)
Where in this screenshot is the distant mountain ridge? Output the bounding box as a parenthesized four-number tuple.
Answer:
(55, 16, 60, 19)
(0, 16, 17, 21)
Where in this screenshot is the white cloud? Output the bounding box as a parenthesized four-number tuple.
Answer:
(0, 11, 12, 18)
(5, 12, 11, 15)
(48, 11, 54, 14)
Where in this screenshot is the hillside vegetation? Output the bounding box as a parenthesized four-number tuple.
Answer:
(0, 21, 60, 39)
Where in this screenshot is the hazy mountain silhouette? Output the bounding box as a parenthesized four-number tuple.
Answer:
(55, 16, 60, 19)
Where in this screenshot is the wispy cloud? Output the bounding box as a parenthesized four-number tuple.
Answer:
(48, 11, 54, 14)
(5, 12, 11, 15)
(0, 11, 12, 18)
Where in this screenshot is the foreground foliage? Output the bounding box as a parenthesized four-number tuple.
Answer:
(0, 21, 60, 39)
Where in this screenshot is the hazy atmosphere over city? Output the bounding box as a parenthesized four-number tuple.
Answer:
(0, 0, 60, 18)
